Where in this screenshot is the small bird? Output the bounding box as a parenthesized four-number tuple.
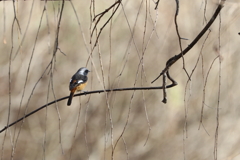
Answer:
(67, 67, 90, 106)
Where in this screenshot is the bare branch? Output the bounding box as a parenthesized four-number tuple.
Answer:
(151, 1, 225, 84)
(0, 83, 177, 134)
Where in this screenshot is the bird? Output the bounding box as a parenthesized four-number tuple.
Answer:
(67, 67, 90, 106)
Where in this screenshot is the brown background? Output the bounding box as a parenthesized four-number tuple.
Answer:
(0, 1, 240, 160)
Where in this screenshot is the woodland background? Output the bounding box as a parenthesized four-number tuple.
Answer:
(0, 0, 240, 160)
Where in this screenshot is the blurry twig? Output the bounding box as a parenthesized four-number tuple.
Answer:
(11, 5, 47, 157)
(49, 0, 66, 154)
(12, 0, 22, 34)
(182, 29, 211, 136)
(183, 30, 211, 153)
(3, 1, 6, 44)
(155, 0, 160, 10)
(7, 1, 34, 158)
(174, 0, 191, 81)
(57, 47, 66, 56)
(13, 0, 34, 59)
(199, 56, 219, 129)
(91, 0, 121, 47)
(111, 1, 152, 153)
(122, 138, 129, 159)
(69, 0, 90, 54)
(203, 0, 208, 23)
(0, 84, 177, 134)
(2, 1, 16, 157)
(214, 13, 222, 160)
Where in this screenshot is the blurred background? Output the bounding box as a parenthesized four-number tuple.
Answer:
(0, 0, 240, 159)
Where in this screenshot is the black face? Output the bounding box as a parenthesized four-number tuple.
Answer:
(84, 69, 90, 75)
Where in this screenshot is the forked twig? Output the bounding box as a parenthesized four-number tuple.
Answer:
(91, 0, 122, 47)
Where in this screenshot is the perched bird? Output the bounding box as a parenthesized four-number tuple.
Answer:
(67, 67, 90, 106)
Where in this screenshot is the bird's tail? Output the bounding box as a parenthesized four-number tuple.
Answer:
(67, 91, 75, 106)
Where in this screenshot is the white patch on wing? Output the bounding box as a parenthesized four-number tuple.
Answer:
(77, 80, 83, 84)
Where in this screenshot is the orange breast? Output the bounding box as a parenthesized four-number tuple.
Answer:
(76, 82, 87, 91)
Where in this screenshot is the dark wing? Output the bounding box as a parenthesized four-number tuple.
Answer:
(69, 74, 87, 91)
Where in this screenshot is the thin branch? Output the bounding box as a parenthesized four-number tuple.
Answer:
(42, 70, 51, 160)
(93, 0, 121, 22)
(91, 0, 121, 47)
(4, 0, 32, 158)
(69, 0, 90, 55)
(122, 138, 129, 160)
(3, 1, 6, 44)
(111, 1, 150, 154)
(13, 0, 34, 59)
(174, 0, 190, 80)
(203, 0, 208, 24)
(50, 0, 66, 154)
(13, 1, 46, 141)
(0, 84, 177, 134)
(198, 56, 219, 128)
(162, 72, 167, 103)
(1, 7, 16, 160)
(183, 29, 211, 142)
(84, 99, 90, 159)
(214, 12, 222, 160)
(155, 0, 160, 10)
(57, 47, 66, 56)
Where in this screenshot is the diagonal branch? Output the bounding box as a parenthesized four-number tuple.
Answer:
(151, 1, 225, 84)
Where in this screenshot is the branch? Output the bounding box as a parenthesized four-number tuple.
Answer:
(151, 1, 225, 83)
(0, 84, 177, 133)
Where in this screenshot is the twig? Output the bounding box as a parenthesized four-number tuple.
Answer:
(91, 0, 121, 47)
(13, 0, 34, 59)
(57, 47, 66, 56)
(174, 0, 191, 81)
(155, 0, 160, 10)
(214, 12, 222, 160)
(162, 72, 167, 103)
(198, 56, 219, 129)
